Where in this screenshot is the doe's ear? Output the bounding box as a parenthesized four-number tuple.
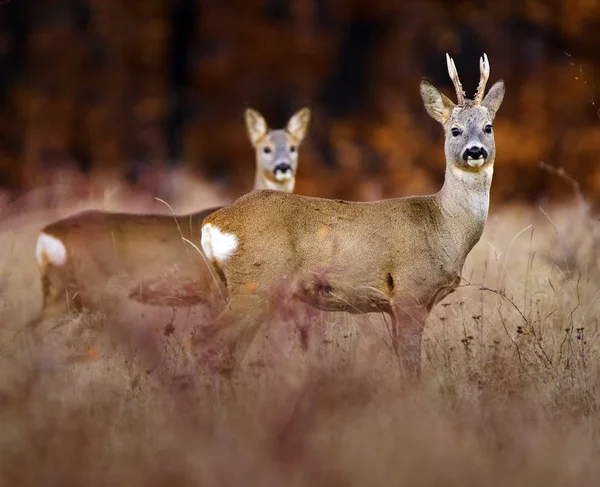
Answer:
(244, 108, 268, 146)
(420, 79, 455, 125)
(286, 107, 311, 143)
(481, 80, 505, 121)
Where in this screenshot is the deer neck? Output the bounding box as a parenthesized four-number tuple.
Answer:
(435, 162, 494, 248)
(253, 172, 295, 192)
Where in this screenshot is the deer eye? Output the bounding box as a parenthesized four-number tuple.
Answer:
(451, 128, 461, 137)
(484, 124, 493, 134)
(263, 147, 272, 154)
(289, 145, 296, 153)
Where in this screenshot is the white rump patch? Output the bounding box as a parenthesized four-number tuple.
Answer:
(201, 223, 238, 262)
(36, 233, 67, 266)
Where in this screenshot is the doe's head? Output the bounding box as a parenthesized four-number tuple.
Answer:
(420, 53, 505, 170)
(244, 107, 311, 185)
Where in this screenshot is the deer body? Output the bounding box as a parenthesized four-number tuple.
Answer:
(201, 55, 505, 378)
(206, 164, 491, 311)
(32, 108, 311, 323)
(36, 208, 218, 312)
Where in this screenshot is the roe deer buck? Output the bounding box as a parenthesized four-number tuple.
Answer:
(31, 107, 311, 325)
(201, 54, 505, 379)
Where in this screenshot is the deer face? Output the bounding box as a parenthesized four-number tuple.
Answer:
(255, 129, 299, 182)
(245, 107, 311, 184)
(420, 54, 505, 171)
(444, 102, 500, 169)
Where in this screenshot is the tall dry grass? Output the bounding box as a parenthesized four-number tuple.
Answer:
(0, 173, 599, 486)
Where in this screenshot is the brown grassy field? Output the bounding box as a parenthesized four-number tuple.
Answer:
(0, 173, 599, 486)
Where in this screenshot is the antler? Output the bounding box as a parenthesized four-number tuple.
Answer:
(474, 53, 490, 105)
(446, 53, 465, 106)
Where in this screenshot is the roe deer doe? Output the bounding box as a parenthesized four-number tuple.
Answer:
(31, 107, 311, 325)
(201, 54, 505, 379)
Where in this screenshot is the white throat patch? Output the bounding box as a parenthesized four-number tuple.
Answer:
(450, 163, 493, 181)
(466, 156, 485, 168)
(201, 223, 238, 263)
(449, 164, 493, 219)
(274, 168, 293, 181)
(263, 178, 295, 192)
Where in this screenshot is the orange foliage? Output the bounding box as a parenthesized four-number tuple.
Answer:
(0, 0, 599, 204)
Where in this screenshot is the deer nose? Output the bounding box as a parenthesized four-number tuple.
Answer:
(463, 146, 488, 161)
(274, 162, 292, 174)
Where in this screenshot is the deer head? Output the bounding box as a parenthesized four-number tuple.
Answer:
(244, 107, 311, 191)
(420, 53, 505, 171)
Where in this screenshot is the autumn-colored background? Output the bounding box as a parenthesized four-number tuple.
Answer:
(0, 0, 599, 205)
(3, 3, 600, 484)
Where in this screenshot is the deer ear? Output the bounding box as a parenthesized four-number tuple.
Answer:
(286, 108, 311, 143)
(420, 79, 455, 125)
(244, 108, 268, 146)
(481, 80, 505, 120)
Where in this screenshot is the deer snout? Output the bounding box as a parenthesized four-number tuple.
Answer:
(273, 162, 293, 181)
(462, 146, 488, 167)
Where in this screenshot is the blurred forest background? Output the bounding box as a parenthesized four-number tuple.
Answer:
(0, 0, 599, 206)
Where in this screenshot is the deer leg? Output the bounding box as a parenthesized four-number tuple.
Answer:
(391, 302, 428, 382)
(203, 294, 271, 374)
(26, 266, 80, 330)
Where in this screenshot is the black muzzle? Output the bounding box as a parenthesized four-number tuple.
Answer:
(462, 146, 488, 161)
(274, 162, 292, 175)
